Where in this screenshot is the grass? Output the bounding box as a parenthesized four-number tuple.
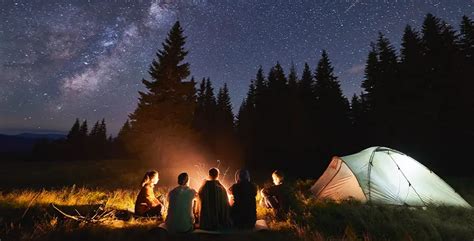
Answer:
(1, 159, 473, 241)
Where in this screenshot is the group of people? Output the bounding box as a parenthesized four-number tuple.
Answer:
(134, 168, 289, 233)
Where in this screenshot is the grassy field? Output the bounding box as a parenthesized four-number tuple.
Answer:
(1, 159, 473, 241)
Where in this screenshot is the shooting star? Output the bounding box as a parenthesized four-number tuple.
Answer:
(344, 0, 360, 14)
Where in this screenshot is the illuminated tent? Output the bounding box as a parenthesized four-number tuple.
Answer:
(310, 147, 471, 207)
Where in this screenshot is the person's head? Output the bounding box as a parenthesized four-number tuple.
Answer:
(209, 168, 219, 180)
(235, 169, 250, 183)
(178, 172, 189, 186)
(141, 170, 159, 187)
(272, 170, 284, 185)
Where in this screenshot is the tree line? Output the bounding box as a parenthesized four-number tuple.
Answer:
(32, 118, 118, 160)
(238, 13, 474, 177)
(34, 14, 474, 177)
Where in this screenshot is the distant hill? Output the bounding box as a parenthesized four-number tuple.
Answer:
(0, 133, 66, 153)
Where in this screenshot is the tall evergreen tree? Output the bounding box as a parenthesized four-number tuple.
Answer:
(254, 66, 267, 114)
(361, 43, 379, 112)
(236, 80, 257, 169)
(128, 21, 196, 162)
(288, 63, 298, 93)
(192, 77, 207, 132)
(296, 62, 317, 163)
(313, 50, 351, 158)
(215, 83, 237, 161)
(79, 120, 88, 140)
(399, 25, 427, 152)
(67, 118, 81, 142)
(376, 33, 401, 144)
(460, 15, 474, 61)
(459, 15, 474, 161)
(298, 62, 315, 108)
(264, 63, 290, 170)
(99, 119, 107, 144)
(89, 121, 100, 139)
(117, 120, 131, 142)
(216, 83, 234, 132)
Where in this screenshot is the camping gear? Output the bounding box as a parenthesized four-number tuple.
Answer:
(311, 146, 471, 207)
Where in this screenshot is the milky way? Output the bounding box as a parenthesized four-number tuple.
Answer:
(0, 0, 472, 135)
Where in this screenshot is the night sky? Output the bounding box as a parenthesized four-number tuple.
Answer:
(1, 0, 472, 136)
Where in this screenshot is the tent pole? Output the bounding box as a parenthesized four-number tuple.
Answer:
(386, 150, 427, 206)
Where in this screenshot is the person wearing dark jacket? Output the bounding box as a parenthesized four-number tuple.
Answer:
(198, 168, 231, 230)
(229, 169, 257, 229)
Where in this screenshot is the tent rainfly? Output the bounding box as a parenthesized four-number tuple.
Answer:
(310, 147, 471, 207)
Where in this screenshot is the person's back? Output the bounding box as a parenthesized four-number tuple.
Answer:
(166, 176, 197, 233)
(230, 180, 257, 228)
(198, 168, 231, 230)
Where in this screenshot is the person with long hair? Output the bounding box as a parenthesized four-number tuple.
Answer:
(229, 169, 257, 229)
(135, 170, 162, 217)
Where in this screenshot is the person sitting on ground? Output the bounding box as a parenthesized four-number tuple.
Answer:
(261, 170, 290, 220)
(165, 172, 198, 233)
(135, 170, 162, 218)
(229, 169, 257, 229)
(198, 167, 231, 230)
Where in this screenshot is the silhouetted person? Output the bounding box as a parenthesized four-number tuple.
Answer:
(229, 169, 257, 229)
(135, 170, 162, 217)
(261, 170, 289, 220)
(198, 168, 231, 230)
(165, 172, 198, 233)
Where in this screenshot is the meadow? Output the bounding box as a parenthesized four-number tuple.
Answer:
(1, 159, 473, 241)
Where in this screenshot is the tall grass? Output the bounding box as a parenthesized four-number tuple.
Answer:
(1, 159, 473, 241)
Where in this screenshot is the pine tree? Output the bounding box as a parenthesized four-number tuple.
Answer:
(204, 78, 217, 128)
(254, 66, 267, 114)
(216, 83, 234, 131)
(299, 62, 315, 107)
(67, 118, 81, 142)
(313, 50, 351, 156)
(215, 83, 236, 160)
(399, 25, 427, 150)
(296, 62, 317, 164)
(117, 120, 131, 142)
(236, 80, 257, 168)
(460, 15, 474, 61)
(99, 119, 107, 144)
(89, 121, 100, 139)
(361, 43, 379, 109)
(459, 15, 474, 163)
(421, 13, 462, 169)
(350, 94, 362, 126)
(288, 63, 298, 93)
(192, 77, 206, 132)
(127, 21, 196, 162)
(79, 120, 88, 140)
(265, 63, 290, 170)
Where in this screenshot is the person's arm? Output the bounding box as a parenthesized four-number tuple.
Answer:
(262, 185, 276, 197)
(145, 186, 161, 207)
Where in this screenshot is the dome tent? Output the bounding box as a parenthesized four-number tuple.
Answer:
(310, 147, 471, 207)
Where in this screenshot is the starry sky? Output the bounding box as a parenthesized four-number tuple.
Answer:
(1, 0, 472, 136)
